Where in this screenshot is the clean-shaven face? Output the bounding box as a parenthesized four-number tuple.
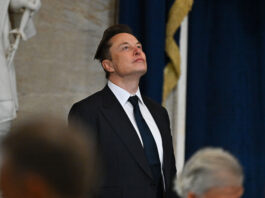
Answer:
(108, 33, 147, 79)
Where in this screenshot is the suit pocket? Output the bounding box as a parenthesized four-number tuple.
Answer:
(99, 186, 122, 198)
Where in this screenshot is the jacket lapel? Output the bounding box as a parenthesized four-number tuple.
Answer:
(100, 86, 153, 179)
(143, 97, 171, 187)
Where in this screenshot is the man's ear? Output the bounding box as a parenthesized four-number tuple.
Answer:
(23, 174, 55, 198)
(187, 192, 198, 198)
(102, 59, 114, 73)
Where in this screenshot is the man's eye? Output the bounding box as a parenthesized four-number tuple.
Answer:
(122, 46, 129, 50)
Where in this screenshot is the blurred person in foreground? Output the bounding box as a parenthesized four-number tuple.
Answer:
(0, 118, 99, 198)
(175, 148, 244, 198)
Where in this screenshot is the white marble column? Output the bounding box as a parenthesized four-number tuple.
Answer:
(14, 0, 116, 121)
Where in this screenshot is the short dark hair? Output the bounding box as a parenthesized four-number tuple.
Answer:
(1, 118, 99, 198)
(94, 24, 133, 78)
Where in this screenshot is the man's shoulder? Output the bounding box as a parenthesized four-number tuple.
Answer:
(142, 95, 165, 109)
(142, 96, 167, 113)
(70, 87, 107, 111)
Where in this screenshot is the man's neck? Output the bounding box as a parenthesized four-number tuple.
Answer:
(108, 76, 139, 95)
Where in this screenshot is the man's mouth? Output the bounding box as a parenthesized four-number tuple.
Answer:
(133, 58, 145, 63)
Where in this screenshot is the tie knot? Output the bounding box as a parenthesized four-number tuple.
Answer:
(128, 96, 139, 107)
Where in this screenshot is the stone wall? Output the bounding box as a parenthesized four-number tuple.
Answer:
(14, 0, 116, 121)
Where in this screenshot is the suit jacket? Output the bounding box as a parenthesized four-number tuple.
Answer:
(68, 85, 177, 198)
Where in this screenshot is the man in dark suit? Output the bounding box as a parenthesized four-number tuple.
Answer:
(68, 24, 177, 198)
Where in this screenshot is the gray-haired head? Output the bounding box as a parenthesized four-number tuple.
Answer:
(175, 148, 244, 198)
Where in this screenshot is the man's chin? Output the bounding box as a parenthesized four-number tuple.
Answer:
(125, 70, 147, 79)
(136, 69, 147, 77)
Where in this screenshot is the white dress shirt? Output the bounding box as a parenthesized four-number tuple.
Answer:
(107, 80, 164, 167)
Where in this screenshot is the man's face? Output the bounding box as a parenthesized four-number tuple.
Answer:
(105, 33, 147, 80)
(202, 186, 244, 198)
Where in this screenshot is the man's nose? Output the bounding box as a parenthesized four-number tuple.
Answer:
(133, 47, 141, 56)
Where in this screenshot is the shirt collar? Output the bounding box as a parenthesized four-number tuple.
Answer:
(107, 80, 144, 106)
(135, 88, 144, 104)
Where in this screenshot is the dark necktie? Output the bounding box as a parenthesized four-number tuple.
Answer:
(128, 96, 162, 183)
